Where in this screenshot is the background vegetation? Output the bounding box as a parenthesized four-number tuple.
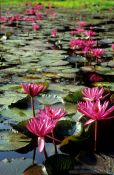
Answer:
(1, 0, 114, 9)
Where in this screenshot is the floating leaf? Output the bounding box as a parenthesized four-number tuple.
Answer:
(23, 164, 48, 175)
(54, 120, 83, 141)
(38, 94, 64, 105)
(45, 154, 76, 175)
(0, 130, 31, 151)
(64, 90, 83, 103)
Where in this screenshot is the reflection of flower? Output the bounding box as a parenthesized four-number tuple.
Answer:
(26, 116, 57, 152)
(38, 105, 66, 120)
(77, 100, 114, 125)
(82, 87, 104, 101)
(22, 83, 46, 97)
(89, 74, 103, 82)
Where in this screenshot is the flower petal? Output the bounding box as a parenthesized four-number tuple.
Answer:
(38, 137, 45, 152)
(84, 119, 95, 125)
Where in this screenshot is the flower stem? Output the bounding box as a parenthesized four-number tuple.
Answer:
(94, 121, 97, 152)
(31, 96, 36, 164)
(31, 97, 35, 117)
(44, 145, 48, 160)
(32, 147, 36, 165)
(52, 131, 57, 154)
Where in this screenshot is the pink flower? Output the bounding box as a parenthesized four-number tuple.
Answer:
(69, 30, 77, 36)
(84, 30, 96, 38)
(77, 100, 114, 125)
(22, 83, 46, 97)
(91, 48, 104, 58)
(51, 29, 58, 37)
(38, 105, 66, 120)
(35, 13, 43, 20)
(112, 44, 114, 50)
(86, 40, 96, 48)
(89, 74, 103, 82)
(69, 39, 85, 49)
(26, 116, 56, 152)
(82, 87, 104, 101)
(77, 21, 86, 28)
(32, 23, 40, 31)
(75, 28, 85, 34)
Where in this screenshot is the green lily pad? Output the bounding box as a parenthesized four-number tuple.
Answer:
(54, 120, 83, 141)
(45, 154, 76, 175)
(0, 130, 31, 151)
(64, 90, 83, 103)
(38, 94, 64, 105)
(93, 82, 114, 91)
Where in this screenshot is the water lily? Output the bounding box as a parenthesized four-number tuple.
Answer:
(91, 48, 104, 62)
(26, 116, 57, 152)
(82, 87, 104, 101)
(77, 21, 86, 28)
(38, 105, 66, 120)
(22, 83, 46, 97)
(77, 100, 114, 125)
(112, 44, 114, 50)
(51, 29, 58, 37)
(84, 30, 96, 38)
(32, 23, 40, 31)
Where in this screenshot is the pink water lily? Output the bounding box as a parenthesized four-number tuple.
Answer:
(51, 29, 58, 37)
(38, 105, 66, 120)
(22, 83, 46, 97)
(26, 116, 57, 152)
(32, 23, 40, 31)
(77, 100, 114, 125)
(77, 21, 86, 28)
(112, 44, 114, 50)
(82, 87, 104, 101)
(91, 48, 105, 62)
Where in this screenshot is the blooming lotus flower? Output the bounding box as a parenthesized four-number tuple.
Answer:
(77, 100, 114, 125)
(26, 116, 57, 152)
(32, 23, 40, 31)
(84, 30, 96, 38)
(38, 105, 66, 120)
(82, 87, 104, 101)
(91, 48, 104, 62)
(77, 21, 86, 28)
(22, 83, 46, 97)
(86, 40, 96, 48)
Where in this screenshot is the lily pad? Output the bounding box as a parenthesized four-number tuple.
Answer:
(38, 94, 64, 105)
(0, 130, 31, 151)
(45, 154, 76, 175)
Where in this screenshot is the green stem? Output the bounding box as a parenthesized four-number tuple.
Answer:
(94, 121, 98, 152)
(31, 97, 35, 117)
(31, 96, 36, 164)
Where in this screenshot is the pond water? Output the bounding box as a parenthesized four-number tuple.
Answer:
(0, 3, 114, 175)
